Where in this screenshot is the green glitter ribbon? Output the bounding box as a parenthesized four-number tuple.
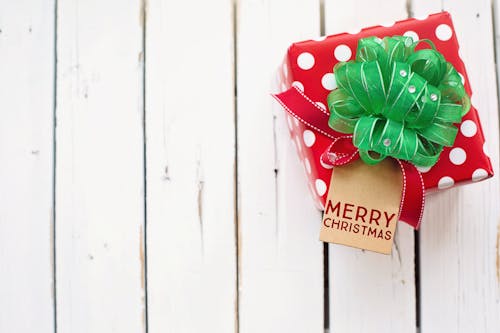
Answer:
(327, 36, 470, 167)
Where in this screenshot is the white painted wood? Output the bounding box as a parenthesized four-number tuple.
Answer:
(324, 1, 417, 332)
(144, 0, 237, 332)
(1, 1, 498, 331)
(237, 1, 324, 332)
(411, 1, 500, 332)
(55, 1, 146, 332)
(0, 1, 55, 332)
(325, 0, 408, 33)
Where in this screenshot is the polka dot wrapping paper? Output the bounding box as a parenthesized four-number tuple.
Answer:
(276, 12, 493, 211)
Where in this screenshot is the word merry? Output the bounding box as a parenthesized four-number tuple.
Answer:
(323, 200, 396, 228)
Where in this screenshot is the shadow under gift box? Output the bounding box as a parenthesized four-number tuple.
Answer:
(275, 11, 493, 211)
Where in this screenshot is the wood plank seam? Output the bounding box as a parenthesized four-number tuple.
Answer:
(233, 0, 241, 332)
(140, 0, 149, 331)
(53, 0, 59, 331)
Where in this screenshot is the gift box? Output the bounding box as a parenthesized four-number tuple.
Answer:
(275, 12, 493, 214)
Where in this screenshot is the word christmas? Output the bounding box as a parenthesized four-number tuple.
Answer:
(322, 199, 396, 240)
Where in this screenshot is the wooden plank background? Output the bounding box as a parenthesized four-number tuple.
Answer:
(0, 0, 55, 331)
(0, 0, 498, 332)
(55, 1, 146, 331)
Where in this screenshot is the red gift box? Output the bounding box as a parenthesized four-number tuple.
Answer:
(275, 12, 493, 211)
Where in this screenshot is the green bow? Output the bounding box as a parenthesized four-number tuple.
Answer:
(327, 36, 470, 167)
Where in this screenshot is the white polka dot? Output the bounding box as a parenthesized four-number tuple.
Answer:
(436, 24, 453, 41)
(315, 101, 326, 111)
(304, 158, 311, 174)
(303, 130, 316, 147)
(293, 117, 299, 127)
(483, 142, 489, 156)
(471, 95, 478, 109)
(292, 81, 304, 91)
(313, 35, 327, 41)
(459, 73, 465, 84)
(449, 147, 467, 165)
(321, 73, 337, 90)
(416, 165, 432, 173)
(460, 120, 477, 137)
(459, 49, 466, 62)
(315, 179, 327, 196)
(415, 14, 429, 21)
(381, 21, 396, 27)
(334, 44, 352, 62)
(438, 176, 455, 189)
(404, 31, 419, 42)
(320, 157, 334, 169)
(297, 52, 315, 70)
(472, 168, 488, 182)
(348, 27, 362, 34)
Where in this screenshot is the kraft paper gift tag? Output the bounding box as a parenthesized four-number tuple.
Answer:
(320, 158, 403, 254)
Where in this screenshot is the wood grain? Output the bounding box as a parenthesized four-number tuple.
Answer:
(237, 0, 324, 332)
(145, 0, 237, 332)
(0, 1, 499, 331)
(55, 0, 146, 331)
(0, 1, 55, 332)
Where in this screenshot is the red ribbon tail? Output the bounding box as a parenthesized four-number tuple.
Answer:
(272, 87, 339, 139)
(397, 161, 425, 229)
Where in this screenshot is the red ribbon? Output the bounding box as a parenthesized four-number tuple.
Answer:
(273, 86, 425, 229)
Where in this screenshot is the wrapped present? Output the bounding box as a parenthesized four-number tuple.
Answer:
(273, 12, 493, 253)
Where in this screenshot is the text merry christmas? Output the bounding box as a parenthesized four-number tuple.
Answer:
(322, 200, 397, 240)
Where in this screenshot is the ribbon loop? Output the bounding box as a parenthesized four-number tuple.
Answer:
(328, 36, 471, 167)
